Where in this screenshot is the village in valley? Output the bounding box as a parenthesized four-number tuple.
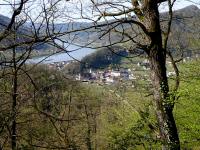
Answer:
(45, 58, 181, 85)
(41, 46, 200, 87)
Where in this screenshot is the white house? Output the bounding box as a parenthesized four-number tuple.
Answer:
(110, 71, 120, 77)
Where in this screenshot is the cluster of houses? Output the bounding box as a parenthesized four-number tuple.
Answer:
(74, 58, 177, 84)
(45, 58, 178, 85)
(74, 59, 151, 84)
(75, 68, 137, 84)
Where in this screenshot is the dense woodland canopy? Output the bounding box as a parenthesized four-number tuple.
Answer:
(0, 0, 200, 150)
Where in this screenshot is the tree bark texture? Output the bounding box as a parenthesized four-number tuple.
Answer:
(142, 1, 180, 149)
(11, 58, 17, 150)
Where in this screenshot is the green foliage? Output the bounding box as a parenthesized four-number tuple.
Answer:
(104, 60, 200, 150)
(0, 65, 105, 149)
(107, 111, 158, 150)
(82, 46, 128, 70)
(173, 60, 200, 149)
(1, 60, 200, 149)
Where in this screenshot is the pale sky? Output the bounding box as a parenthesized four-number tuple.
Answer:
(0, 0, 199, 21)
(162, 0, 200, 10)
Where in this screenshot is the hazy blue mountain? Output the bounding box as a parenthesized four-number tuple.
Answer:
(0, 5, 199, 55)
(51, 5, 200, 48)
(0, 15, 10, 29)
(0, 14, 52, 51)
(61, 5, 200, 71)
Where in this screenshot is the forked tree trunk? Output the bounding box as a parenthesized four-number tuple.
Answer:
(142, 1, 180, 149)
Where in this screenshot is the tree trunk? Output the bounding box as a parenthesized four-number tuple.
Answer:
(149, 48, 180, 149)
(142, 1, 180, 149)
(11, 87, 17, 150)
(11, 52, 17, 150)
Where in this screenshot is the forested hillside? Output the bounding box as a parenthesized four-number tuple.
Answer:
(0, 60, 200, 149)
(0, 1, 200, 150)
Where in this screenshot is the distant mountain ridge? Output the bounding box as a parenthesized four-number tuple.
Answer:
(0, 5, 199, 55)
(0, 15, 10, 28)
(0, 14, 52, 52)
(50, 5, 200, 48)
(62, 5, 200, 71)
